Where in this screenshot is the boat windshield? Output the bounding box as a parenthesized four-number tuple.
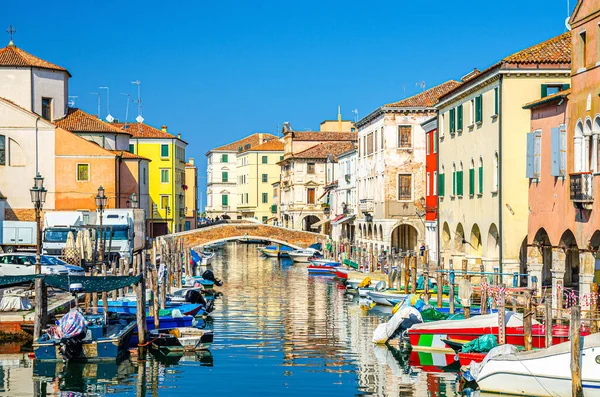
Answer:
(44, 229, 75, 242)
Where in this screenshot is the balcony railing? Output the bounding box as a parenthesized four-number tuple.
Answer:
(570, 172, 593, 203)
(359, 199, 374, 214)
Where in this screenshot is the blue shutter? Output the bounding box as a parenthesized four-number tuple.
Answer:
(526, 132, 535, 178)
(551, 127, 561, 176)
(559, 124, 567, 176)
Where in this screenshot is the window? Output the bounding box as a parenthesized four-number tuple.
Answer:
(493, 152, 499, 192)
(128, 144, 134, 153)
(526, 131, 542, 179)
(449, 108, 456, 133)
(185, 221, 191, 231)
(469, 159, 475, 196)
(262, 216, 268, 223)
(478, 157, 483, 195)
(457, 104, 463, 131)
(398, 125, 412, 148)
(381, 127, 385, 149)
(457, 162, 464, 197)
(374, 130, 378, 152)
(440, 114, 445, 137)
(439, 166, 445, 197)
(433, 131, 437, 153)
(262, 156, 268, 164)
(433, 171, 437, 195)
(161, 144, 169, 157)
(161, 195, 170, 209)
(307, 163, 315, 174)
(0, 135, 5, 165)
(452, 163, 457, 196)
(493, 87, 499, 116)
(307, 188, 316, 204)
(222, 171, 228, 183)
(262, 174, 268, 183)
(475, 95, 483, 123)
(41, 97, 52, 121)
(222, 154, 228, 163)
(426, 172, 431, 196)
(262, 193, 268, 203)
(76, 164, 89, 181)
(221, 194, 228, 206)
(397, 174, 412, 200)
(160, 169, 170, 183)
(280, 155, 284, 161)
(366, 132, 374, 154)
(551, 124, 567, 177)
(143, 168, 146, 184)
(579, 31, 587, 70)
(426, 133, 430, 154)
(469, 99, 475, 125)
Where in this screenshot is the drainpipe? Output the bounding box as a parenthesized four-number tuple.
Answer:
(35, 116, 41, 174)
(116, 153, 121, 208)
(498, 75, 504, 279)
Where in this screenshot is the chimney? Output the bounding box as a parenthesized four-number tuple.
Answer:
(259, 133, 263, 144)
(189, 158, 195, 165)
(177, 133, 181, 139)
(162, 125, 167, 132)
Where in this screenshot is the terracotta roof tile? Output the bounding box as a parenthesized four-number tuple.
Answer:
(292, 142, 356, 160)
(55, 108, 129, 134)
(113, 122, 183, 142)
(290, 131, 357, 141)
(244, 139, 284, 152)
(211, 133, 278, 152)
(385, 80, 462, 108)
(0, 44, 70, 76)
(110, 150, 151, 161)
(502, 31, 571, 65)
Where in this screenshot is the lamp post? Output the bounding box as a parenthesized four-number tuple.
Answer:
(95, 186, 108, 314)
(30, 173, 47, 340)
(130, 193, 138, 209)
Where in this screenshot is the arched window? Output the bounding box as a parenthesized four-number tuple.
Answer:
(493, 152, 499, 192)
(478, 156, 483, 195)
(574, 120, 585, 172)
(469, 158, 475, 196)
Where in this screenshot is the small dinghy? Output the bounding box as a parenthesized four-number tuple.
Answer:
(167, 327, 213, 351)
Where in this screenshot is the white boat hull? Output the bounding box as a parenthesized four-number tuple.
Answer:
(366, 291, 405, 306)
(476, 333, 600, 397)
(260, 249, 279, 258)
(288, 254, 312, 263)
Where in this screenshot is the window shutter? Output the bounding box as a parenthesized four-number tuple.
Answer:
(534, 132, 542, 178)
(551, 127, 561, 176)
(494, 87, 499, 115)
(475, 95, 482, 123)
(478, 165, 483, 194)
(541, 84, 548, 98)
(559, 124, 567, 176)
(439, 173, 445, 196)
(458, 171, 463, 196)
(452, 171, 456, 195)
(526, 132, 535, 178)
(562, 83, 570, 91)
(469, 168, 475, 195)
(222, 195, 228, 206)
(457, 105, 463, 130)
(450, 109, 456, 133)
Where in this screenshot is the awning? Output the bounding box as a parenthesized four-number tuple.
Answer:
(266, 216, 277, 222)
(332, 215, 356, 226)
(332, 214, 345, 223)
(311, 219, 331, 228)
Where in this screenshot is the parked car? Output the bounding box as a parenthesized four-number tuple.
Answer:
(0, 254, 83, 276)
(41, 255, 85, 276)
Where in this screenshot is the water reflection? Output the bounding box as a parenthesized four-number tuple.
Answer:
(0, 242, 465, 396)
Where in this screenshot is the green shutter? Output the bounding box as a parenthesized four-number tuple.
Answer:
(433, 131, 437, 152)
(457, 171, 463, 196)
(262, 193, 268, 203)
(262, 174, 268, 183)
(475, 95, 483, 123)
(222, 154, 228, 163)
(439, 173, 445, 197)
(478, 166, 483, 194)
(450, 108, 456, 133)
(469, 168, 475, 195)
(222, 195, 228, 206)
(541, 84, 548, 98)
(452, 171, 456, 195)
(129, 144, 134, 153)
(262, 156, 268, 164)
(457, 105, 463, 131)
(222, 171, 228, 182)
(494, 87, 499, 115)
(562, 83, 570, 91)
(161, 144, 169, 157)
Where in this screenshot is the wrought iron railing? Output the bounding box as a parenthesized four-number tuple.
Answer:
(570, 172, 593, 202)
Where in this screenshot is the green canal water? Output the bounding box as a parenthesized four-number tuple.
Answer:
(0, 243, 465, 396)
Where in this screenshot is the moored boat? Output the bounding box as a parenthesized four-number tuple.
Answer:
(309, 258, 340, 266)
(288, 248, 320, 263)
(167, 327, 213, 351)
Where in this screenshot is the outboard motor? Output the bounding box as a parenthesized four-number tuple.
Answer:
(59, 332, 85, 360)
(202, 270, 223, 287)
(185, 289, 207, 306)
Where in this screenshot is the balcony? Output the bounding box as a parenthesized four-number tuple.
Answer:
(360, 199, 374, 214)
(322, 205, 331, 215)
(570, 172, 593, 203)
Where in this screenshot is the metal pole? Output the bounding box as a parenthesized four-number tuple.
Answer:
(33, 202, 45, 340)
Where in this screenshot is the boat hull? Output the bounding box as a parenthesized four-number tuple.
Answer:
(366, 291, 406, 306)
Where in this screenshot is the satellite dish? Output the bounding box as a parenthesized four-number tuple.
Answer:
(68, 99, 75, 107)
(105, 114, 114, 123)
(565, 17, 571, 31)
(136, 115, 144, 123)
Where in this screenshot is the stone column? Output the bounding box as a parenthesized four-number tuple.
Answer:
(579, 251, 596, 314)
(527, 246, 544, 298)
(551, 248, 566, 312)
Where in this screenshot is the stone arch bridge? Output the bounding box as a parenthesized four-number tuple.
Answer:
(166, 222, 328, 250)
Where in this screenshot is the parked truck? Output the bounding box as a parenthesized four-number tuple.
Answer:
(0, 221, 37, 253)
(42, 211, 94, 256)
(97, 209, 145, 264)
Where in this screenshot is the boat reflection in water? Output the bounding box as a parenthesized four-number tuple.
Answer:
(150, 349, 214, 367)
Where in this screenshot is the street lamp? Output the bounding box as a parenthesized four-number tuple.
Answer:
(30, 173, 47, 340)
(95, 186, 108, 315)
(130, 193, 138, 209)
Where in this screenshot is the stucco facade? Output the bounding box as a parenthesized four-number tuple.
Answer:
(437, 33, 571, 280)
(324, 148, 357, 243)
(185, 159, 198, 230)
(423, 117, 438, 262)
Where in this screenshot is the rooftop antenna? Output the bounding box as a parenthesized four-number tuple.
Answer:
(417, 81, 426, 91)
(565, 0, 572, 31)
(6, 25, 16, 46)
(131, 80, 143, 123)
(90, 92, 100, 118)
(68, 96, 78, 108)
(120, 93, 131, 123)
(351, 109, 358, 123)
(99, 86, 114, 122)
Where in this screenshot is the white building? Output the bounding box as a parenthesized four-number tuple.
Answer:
(324, 148, 357, 243)
(205, 133, 276, 219)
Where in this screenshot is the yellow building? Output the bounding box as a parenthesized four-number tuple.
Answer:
(319, 108, 356, 133)
(115, 122, 188, 236)
(236, 139, 284, 223)
(436, 33, 571, 280)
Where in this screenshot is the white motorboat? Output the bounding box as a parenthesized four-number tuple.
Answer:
(472, 332, 600, 396)
(366, 290, 407, 306)
(288, 249, 319, 263)
(200, 251, 215, 265)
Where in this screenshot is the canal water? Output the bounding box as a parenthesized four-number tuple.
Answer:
(0, 243, 465, 396)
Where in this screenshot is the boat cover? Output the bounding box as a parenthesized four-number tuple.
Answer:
(48, 309, 87, 340)
(462, 334, 498, 353)
(372, 306, 422, 344)
(190, 249, 202, 264)
(409, 311, 539, 331)
(0, 275, 142, 292)
(467, 344, 519, 379)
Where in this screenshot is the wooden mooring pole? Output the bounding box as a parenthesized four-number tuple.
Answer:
(570, 304, 583, 397)
(523, 291, 533, 351)
(136, 252, 147, 346)
(498, 292, 506, 345)
(545, 298, 553, 348)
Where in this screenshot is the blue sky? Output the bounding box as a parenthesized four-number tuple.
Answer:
(3, 0, 573, 209)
